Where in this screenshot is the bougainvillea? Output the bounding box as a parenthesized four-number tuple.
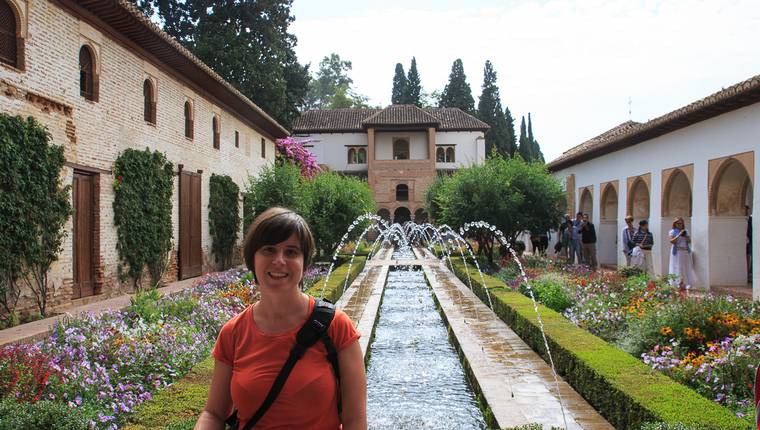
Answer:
(275, 137, 320, 179)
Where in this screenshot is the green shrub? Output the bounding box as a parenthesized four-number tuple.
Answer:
(127, 288, 163, 323)
(618, 265, 645, 278)
(638, 423, 705, 430)
(0, 398, 96, 430)
(519, 278, 572, 312)
(208, 174, 240, 270)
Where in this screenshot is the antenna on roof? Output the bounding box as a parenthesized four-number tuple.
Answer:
(628, 96, 632, 120)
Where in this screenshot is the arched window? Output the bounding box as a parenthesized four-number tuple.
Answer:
(79, 45, 97, 101)
(393, 138, 409, 160)
(347, 148, 356, 164)
(0, 0, 21, 69)
(357, 148, 366, 164)
(143, 79, 156, 124)
(212, 116, 220, 149)
(396, 184, 408, 201)
(445, 147, 455, 163)
(184, 101, 194, 139)
(436, 147, 445, 162)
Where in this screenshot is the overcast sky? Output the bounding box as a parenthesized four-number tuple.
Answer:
(290, 0, 760, 162)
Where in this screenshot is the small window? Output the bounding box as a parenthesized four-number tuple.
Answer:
(436, 147, 445, 162)
(212, 116, 220, 149)
(184, 101, 193, 139)
(143, 79, 156, 124)
(235, 130, 239, 148)
(396, 184, 409, 201)
(0, 0, 21, 69)
(260, 138, 266, 158)
(446, 147, 455, 163)
(79, 45, 97, 101)
(357, 148, 366, 164)
(393, 138, 409, 160)
(347, 148, 356, 164)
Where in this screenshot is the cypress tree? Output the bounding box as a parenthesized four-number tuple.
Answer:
(528, 113, 545, 163)
(391, 63, 408, 105)
(518, 116, 533, 161)
(406, 57, 422, 106)
(439, 59, 475, 113)
(477, 60, 510, 157)
(504, 106, 517, 157)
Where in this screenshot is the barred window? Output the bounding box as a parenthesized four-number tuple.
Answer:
(0, 0, 18, 68)
(396, 184, 409, 201)
(143, 79, 156, 124)
(79, 46, 97, 101)
(347, 148, 356, 164)
(184, 101, 193, 139)
(357, 148, 366, 164)
(445, 147, 455, 163)
(212, 116, 220, 149)
(393, 138, 409, 160)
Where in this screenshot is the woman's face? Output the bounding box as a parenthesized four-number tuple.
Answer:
(253, 233, 304, 290)
(675, 220, 684, 229)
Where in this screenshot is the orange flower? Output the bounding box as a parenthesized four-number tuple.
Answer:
(660, 326, 673, 336)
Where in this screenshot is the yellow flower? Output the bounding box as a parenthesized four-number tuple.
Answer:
(660, 326, 673, 336)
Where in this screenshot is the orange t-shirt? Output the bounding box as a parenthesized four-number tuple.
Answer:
(213, 296, 360, 429)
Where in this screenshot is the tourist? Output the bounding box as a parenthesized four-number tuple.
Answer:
(581, 213, 597, 270)
(557, 214, 572, 260)
(621, 215, 636, 265)
(195, 207, 367, 430)
(668, 217, 698, 290)
(748, 205, 753, 283)
(632, 219, 654, 275)
(569, 212, 583, 264)
(538, 231, 549, 256)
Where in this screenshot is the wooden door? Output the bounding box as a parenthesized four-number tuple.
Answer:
(179, 171, 202, 279)
(73, 172, 95, 298)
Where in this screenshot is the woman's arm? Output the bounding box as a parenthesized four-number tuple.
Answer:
(668, 230, 679, 244)
(194, 360, 233, 430)
(338, 340, 367, 430)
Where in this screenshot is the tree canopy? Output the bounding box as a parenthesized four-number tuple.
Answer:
(439, 59, 475, 113)
(405, 57, 422, 106)
(391, 63, 408, 105)
(135, 0, 309, 129)
(477, 61, 514, 158)
(306, 53, 369, 109)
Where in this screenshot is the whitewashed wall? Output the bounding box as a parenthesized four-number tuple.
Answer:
(435, 131, 485, 168)
(375, 131, 428, 160)
(552, 102, 759, 297)
(300, 133, 367, 172)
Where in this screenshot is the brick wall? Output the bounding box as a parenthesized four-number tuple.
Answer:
(0, 0, 273, 318)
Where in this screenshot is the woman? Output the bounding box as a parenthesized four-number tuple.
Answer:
(668, 217, 699, 289)
(195, 207, 367, 430)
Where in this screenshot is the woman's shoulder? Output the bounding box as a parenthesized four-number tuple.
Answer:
(219, 305, 253, 335)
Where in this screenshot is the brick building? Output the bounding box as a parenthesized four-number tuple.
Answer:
(0, 0, 287, 315)
(292, 105, 488, 223)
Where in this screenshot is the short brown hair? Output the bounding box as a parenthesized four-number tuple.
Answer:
(242, 207, 316, 278)
(625, 215, 634, 223)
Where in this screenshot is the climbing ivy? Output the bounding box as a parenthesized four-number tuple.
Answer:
(0, 114, 71, 321)
(112, 148, 173, 289)
(208, 174, 240, 269)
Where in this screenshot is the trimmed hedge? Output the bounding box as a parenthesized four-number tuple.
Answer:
(447, 258, 746, 430)
(306, 256, 367, 303)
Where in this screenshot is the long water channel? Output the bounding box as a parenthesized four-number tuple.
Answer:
(365, 249, 486, 429)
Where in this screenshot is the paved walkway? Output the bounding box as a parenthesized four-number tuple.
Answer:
(0, 276, 199, 347)
(412, 248, 612, 429)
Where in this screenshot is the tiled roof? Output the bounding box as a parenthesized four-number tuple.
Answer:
(548, 74, 760, 171)
(292, 106, 489, 133)
(68, 0, 288, 139)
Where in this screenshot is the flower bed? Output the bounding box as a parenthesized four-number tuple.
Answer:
(491, 255, 760, 423)
(0, 269, 253, 429)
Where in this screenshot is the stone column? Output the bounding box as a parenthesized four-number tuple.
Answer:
(427, 127, 436, 167)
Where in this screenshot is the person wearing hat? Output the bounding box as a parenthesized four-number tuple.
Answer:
(632, 219, 654, 275)
(621, 215, 636, 265)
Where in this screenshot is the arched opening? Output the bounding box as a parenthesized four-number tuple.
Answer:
(579, 188, 592, 221)
(414, 208, 427, 224)
(599, 184, 618, 266)
(143, 79, 156, 124)
(662, 169, 693, 275)
(79, 45, 97, 101)
(709, 158, 753, 288)
(377, 209, 390, 222)
(357, 148, 366, 164)
(0, 0, 21, 69)
(393, 207, 411, 224)
(628, 178, 650, 224)
(393, 138, 409, 160)
(395, 184, 408, 201)
(184, 100, 194, 139)
(436, 147, 445, 162)
(347, 148, 356, 164)
(446, 147, 455, 163)
(212, 116, 220, 149)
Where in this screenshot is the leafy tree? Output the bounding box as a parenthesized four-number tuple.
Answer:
(439, 59, 475, 113)
(244, 163, 304, 228)
(518, 116, 533, 161)
(405, 57, 422, 106)
(504, 106, 517, 157)
(431, 156, 565, 265)
(305, 53, 368, 109)
(424, 175, 448, 223)
(477, 60, 513, 157)
(208, 174, 240, 270)
(391, 63, 408, 105)
(301, 172, 376, 257)
(0, 115, 71, 320)
(135, 0, 309, 129)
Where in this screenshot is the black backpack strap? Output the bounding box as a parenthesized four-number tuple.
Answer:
(237, 299, 337, 430)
